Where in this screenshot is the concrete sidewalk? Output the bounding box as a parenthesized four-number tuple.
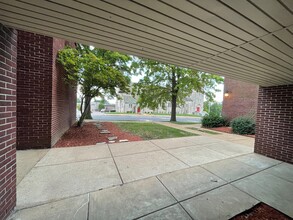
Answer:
(11, 136, 293, 219)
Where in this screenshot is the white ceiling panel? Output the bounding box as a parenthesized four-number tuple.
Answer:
(0, 0, 292, 86)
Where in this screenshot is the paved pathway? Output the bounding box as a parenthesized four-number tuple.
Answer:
(155, 121, 255, 147)
(12, 136, 293, 220)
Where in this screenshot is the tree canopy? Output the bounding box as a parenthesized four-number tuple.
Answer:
(133, 59, 223, 121)
(58, 44, 133, 126)
(204, 101, 223, 116)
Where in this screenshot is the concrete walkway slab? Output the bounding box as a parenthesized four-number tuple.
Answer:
(211, 133, 251, 141)
(109, 141, 160, 157)
(167, 146, 228, 166)
(150, 137, 198, 150)
(89, 177, 176, 220)
(183, 136, 225, 145)
(10, 194, 89, 220)
(17, 149, 49, 185)
(234, 153, 281, 170)
(181, 184, 259, 220)
(264, 163, 293, 183)
(202, 158, 260, 182)
(158, 166, 226, 201)
(114, 150, 188, 183)
(229, 138, 255, 148)
(139, 204, 191, 220)
(233, 172, 293, 217)
(205, 142, 253, 156)
(17, 158, 121, 209)
(36, 145, 111, 166)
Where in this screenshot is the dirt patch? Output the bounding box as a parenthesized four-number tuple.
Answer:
(209, 127, 255, 138)
(54, 122, 143, 148)
(231, 203, 290, 220)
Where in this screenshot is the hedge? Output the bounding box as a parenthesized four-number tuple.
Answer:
(202, 115, 228, 128)
(231, 117, 255, 135)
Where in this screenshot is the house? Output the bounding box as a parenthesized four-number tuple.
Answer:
(116, 94, 137, 113)
(116, 91, 204, 114)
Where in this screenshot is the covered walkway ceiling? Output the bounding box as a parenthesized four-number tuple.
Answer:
(0, 0, 293, 86)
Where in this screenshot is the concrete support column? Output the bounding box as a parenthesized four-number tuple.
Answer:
(255, 85, 293, 164)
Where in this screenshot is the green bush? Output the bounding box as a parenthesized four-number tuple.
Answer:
(202, 115, 228, 128)
(231, 117, 255, 135)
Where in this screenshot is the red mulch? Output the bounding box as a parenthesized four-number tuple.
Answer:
(209, 127, 255, 138)
(54, 122, 142, 148)
(231, 203, 290, 220)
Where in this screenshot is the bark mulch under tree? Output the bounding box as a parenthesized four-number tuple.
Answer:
(209, 126, 255, 138)
(231, 203, 290, 220)
(54, 122, 142, 148)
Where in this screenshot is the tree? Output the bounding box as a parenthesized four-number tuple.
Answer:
(98, 98, 106, 111)
(58, 44, 132, 126)
(133, 59, 223, 121)
(204, 101, 222, 116)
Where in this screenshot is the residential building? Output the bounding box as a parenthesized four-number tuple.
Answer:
(116, 91, 204, 114)
(116, 94, 137, 113)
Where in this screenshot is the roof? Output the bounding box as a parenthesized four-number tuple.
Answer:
(122, 95, 137, 104)
(1, 0, 292, 86)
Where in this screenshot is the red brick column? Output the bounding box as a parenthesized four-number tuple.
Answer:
(255, 85, 293, 163)
(16, 31, 53, 149)
(0, 24, 17, 220)
(17, 31, 76, 149)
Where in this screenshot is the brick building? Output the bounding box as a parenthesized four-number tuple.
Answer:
(1, 1, 293, 218)
(222, 78, 259, 121)
(0, 24, 17, 220)
(0, 25, 76, 219)
(17, 30, 76, 149)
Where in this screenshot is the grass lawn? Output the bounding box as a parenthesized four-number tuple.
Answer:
(187, 127, 219, 135)
(115, 122, 199, 140)
(105, 112, 201, 118)
(169, 121, 201, 125)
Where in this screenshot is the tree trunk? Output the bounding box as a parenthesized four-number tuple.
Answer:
(84, 96, 92, 119)
(77, 96, 92, 127)
(170, 93, 177, 121)
(170, 68, 178, 122)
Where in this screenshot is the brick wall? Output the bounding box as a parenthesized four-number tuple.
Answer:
(17, 31, 53, 149)
(255, 85, 293, 164)
(222, 78, 259, 121)
(0, 24, 17, 220)
(17, 31, 76, 149)
(51, 38, 76, 146)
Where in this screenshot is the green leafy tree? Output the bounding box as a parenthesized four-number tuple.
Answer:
(58, 44, 132, 126)
(133, 59, 223, 121)
(98, 98, 106, 111)
(204, 101, 222, 116)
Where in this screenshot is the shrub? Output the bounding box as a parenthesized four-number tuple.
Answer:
(231, 117, 255, 135)
(202, 115, 228, 128)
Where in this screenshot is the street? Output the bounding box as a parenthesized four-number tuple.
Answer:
(90, 112, 201, 123)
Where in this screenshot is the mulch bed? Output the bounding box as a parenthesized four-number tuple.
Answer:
(231, 203, 291, 220)
(209, 126, 255, 138)
(54, 122, 142, 148)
